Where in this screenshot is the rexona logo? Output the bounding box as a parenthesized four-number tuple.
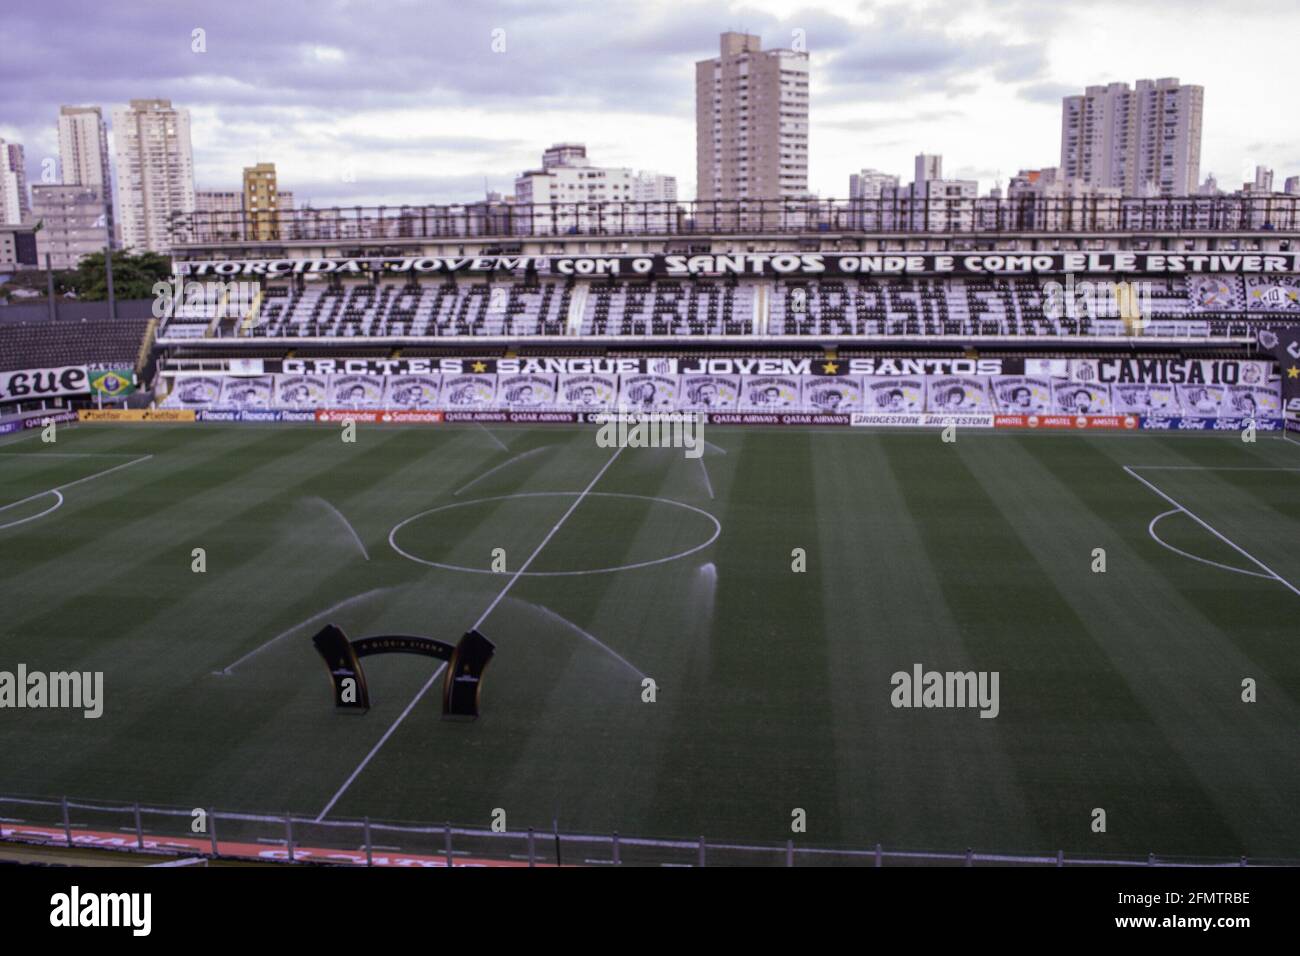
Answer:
(50, 886, 151, 936)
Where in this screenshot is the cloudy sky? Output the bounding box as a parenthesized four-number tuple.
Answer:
(4, 0, 1297, 207)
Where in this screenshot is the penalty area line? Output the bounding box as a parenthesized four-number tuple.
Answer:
(0, 454, 152, 519)
(1123, 465, 1300, 598)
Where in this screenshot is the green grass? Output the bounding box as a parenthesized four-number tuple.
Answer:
(1, 422, 1298, 861)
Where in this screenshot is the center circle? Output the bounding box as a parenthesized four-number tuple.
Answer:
(389, 492, 721, 576)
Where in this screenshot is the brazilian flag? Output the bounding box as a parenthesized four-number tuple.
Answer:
(89, 369, 136, 398)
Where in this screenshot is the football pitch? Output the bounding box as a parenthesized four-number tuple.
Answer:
(1, 421, 1298, 863)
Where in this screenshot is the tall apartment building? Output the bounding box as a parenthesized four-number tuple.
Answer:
(877, 153, 978, 231)
(696, 32, 809, 202)
(1060, 78, 1203, 197)
(1285, 176, 1300, 196)
(194, 185, 295, 242)
(58, 106, 113, 191)
(514, 144, 676, 233)
(849, 168, 900, 200)
(243, 162, 280, 241)
(111, 99, 196, 253)
(0, 138, 30, 226)
(31, 184, 111, 270)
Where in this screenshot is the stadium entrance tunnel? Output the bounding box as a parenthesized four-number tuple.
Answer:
(388, 492, 721, 575)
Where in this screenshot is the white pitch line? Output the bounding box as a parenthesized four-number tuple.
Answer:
(1124, 465, 1300, 598)
(215, 587, 395, 675)
(697, 454, 714, 499)
(454, 445, 550, 496)
(0, 429, 43, 449)
(1147, 509, 1272, 580)
(317, 446, 626, 822)
(0, 451, 141, 457)
(314, 663, 447, 823)
(513, 598, 647, 679)
(476, 423, 509, 452)
(0, 490, 63, 531)
(472, 445, 625, 631)
(704, 440, 728, 456)
(311, 496, 369, 560)
(1125, 465, 1300, 472)
(1282, 430, 1300, 448)
(0, 454, 152, 517)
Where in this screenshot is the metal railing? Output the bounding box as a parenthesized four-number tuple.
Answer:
(168, 195, 1300, 246)
(0, 793, 1286, 867)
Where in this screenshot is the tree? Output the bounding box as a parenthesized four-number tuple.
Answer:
(72, 250, 173, 301)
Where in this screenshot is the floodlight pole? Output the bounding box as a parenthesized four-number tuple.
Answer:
(104, 243, 117, 321)
(45, 254, 56, 322)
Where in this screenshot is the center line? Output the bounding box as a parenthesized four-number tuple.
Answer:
(316, 445, 624, 820)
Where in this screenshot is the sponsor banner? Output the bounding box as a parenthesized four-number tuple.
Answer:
(738, 375, 801, 410)
(88, 369, 136, 398)
(329, 374, 385, 408)
(927, 376, 993, 412)
(0, 365, 89, 403)
(852, 413, 994, 428)
(179, 251, 1300, 280)
(0, 822, 531, 868)
(275, 374, 330, 408)
(1068, 358, 1270, 386)
(679, 374, 741, 411)
(496, 373, 558, 408)
(219, 375, 274, 408)
(619, 373, 680, 410)
(1052, 380, 1111, 415)
(195, 408, 319, 423)
(228, 358, 265, 374)
(995, 414, 1139, 430)
(441, 374, 497, 407)
(443, 411, 577, 423)
(314, 409, 445, 424)
(79, 409, 196, 422)
(863, 376, 926, 414)
(992, 376, 1053, 414)
(1139, 416, 1280, 431)
(557, 373, 618, 409)
(383, 374, 441, 408)
(22, 409, 79, 429)
(272, 355, 1022, 377)
(709, 412, 852, 426)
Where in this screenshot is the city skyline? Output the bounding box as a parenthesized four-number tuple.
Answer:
(2, 0, 1298, 209)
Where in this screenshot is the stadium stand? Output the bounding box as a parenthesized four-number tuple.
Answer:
(0, 315, 152, 372)
(157, 273, 1297, 342)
